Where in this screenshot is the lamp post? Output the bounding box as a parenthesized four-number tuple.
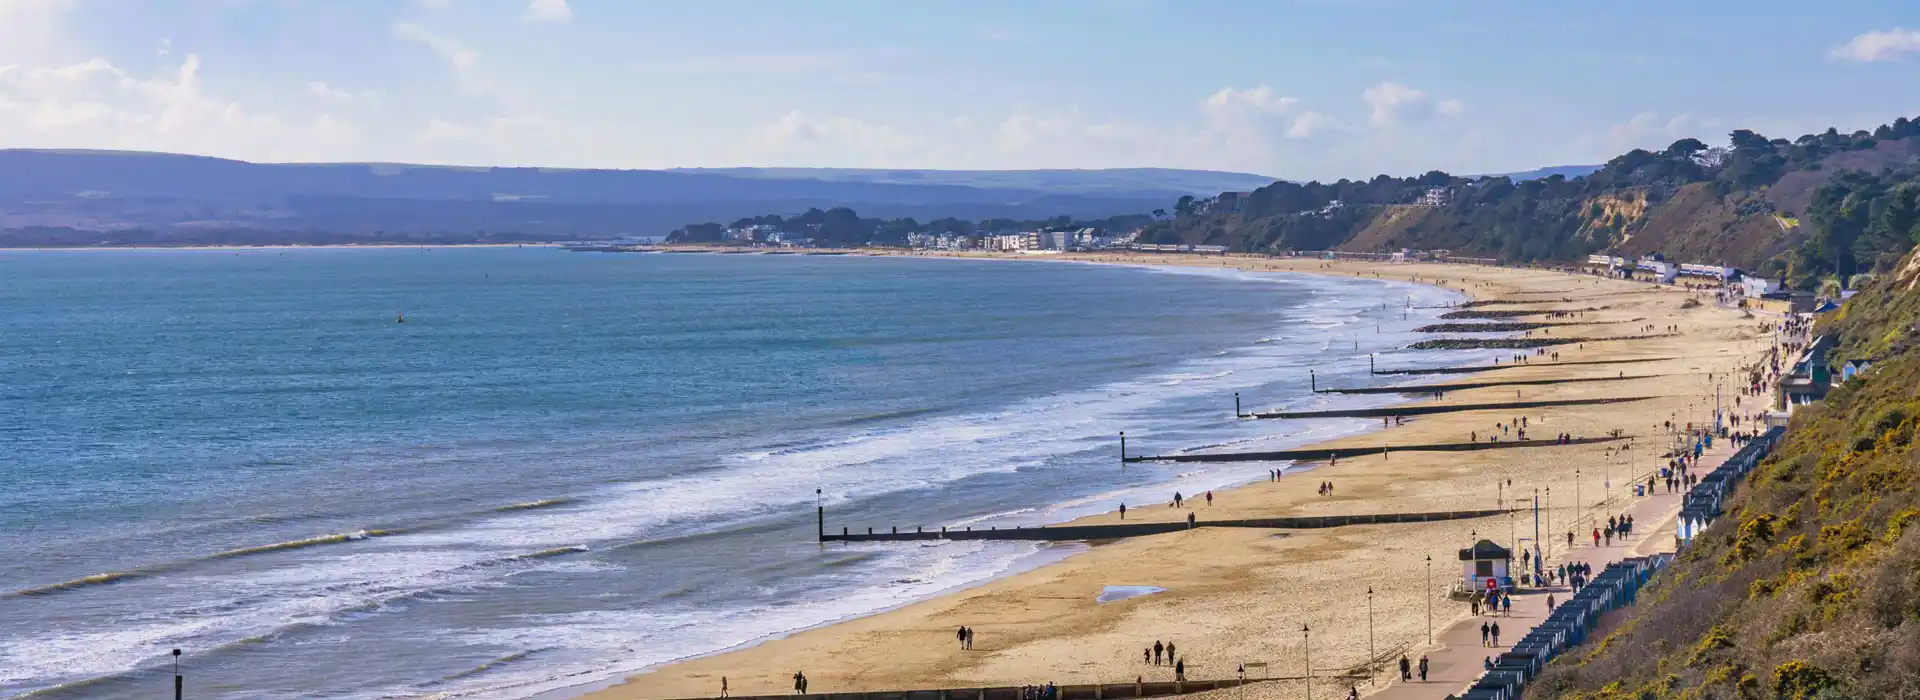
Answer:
(1424, 555, 1433, 644)
(1366, 587, 1375, 662)
(1303, 624, 1313, 700)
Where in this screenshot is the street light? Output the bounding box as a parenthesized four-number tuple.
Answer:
(1366, 587, 1375, 662)
(1303, 624, 1313, 700)
(1424, 555, 1433, 644)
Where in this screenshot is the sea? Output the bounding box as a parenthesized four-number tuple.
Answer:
(0, 248, 1490, 699)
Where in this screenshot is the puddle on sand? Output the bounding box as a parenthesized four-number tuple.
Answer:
(1097, 585, 1166, 603)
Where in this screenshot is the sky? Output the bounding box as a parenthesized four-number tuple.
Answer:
(2, 0, 1919, 181)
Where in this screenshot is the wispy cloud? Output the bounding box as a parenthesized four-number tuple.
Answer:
(393, 22, 490, 95)
(1830, 28, 1920, 62)
(634, 54, 849, 76)
(522, 0, 572, 24)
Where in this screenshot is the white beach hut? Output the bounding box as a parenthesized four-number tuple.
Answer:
(1457, 539, 1513, 593)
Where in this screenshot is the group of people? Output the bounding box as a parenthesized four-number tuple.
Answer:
(1142, 640, 1186, 680)
(1559, 561, 1596, 592)
(1470, 589, 1513, 616)
(1316, 481, 1336, 496)
(1592, 513, 1635, 546)
(1018, 683, 1057, 700)
(1396, 654, 1431, 682)
(1478, 619, 1504, 647)
(955, 626, 976, 650)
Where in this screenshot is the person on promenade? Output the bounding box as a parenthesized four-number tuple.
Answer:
(1567, 531, 1574, 549)
(1547, 594, 1556, 612)
(1348, 687, 1359, 700)
(1399, 655, 1411, 681)
(1593, 528, 1601, 547)
(1418, 655, 1429, 681)
(1470, 595, 1480, 616)
(1480, 621, 1490, 647)
(1502, 593, 1512, 615)
(1491, 621, 1502, 647)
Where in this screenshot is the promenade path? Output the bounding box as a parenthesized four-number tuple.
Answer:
(1360, 438, 1738, 700)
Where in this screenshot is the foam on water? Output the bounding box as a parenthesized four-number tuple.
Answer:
(1, 256, 1488, 699)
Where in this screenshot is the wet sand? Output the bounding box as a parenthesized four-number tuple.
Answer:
(574, 255, 1775, 700)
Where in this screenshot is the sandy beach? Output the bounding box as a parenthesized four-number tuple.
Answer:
(574, 254, 1775, 700)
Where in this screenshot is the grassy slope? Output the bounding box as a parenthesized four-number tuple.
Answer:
(1526, 252, 1920, 700)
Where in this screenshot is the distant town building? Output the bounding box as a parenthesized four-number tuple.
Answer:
(1418, 187, 1452, 207)
(1212, 191, 1251, 214)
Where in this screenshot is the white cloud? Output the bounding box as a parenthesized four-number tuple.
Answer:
(1362, 81, 1424, 126)
(1361, 81, 1464, 127)
(393, 22, 490, 95)
(1579, 111, 1698, 155)
(522, 0, 572, 24)
(0, 53, 359, 159)
(417, 0, 454, 8)
(1285, 111, 1342, 139)
(306, 81, 378, 105)
(1829, 28, 1920, 62)
(1203, 85, 1299, 118)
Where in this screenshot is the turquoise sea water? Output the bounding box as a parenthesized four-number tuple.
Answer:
(0, 249, 1475, 699)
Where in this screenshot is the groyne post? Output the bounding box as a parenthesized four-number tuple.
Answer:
(173, 648, 182, 700)
(1119, 432, 1126, 463)
(1310, 370, 1316, 392)
(1234, 392, 1242, 418)
(816, 488, 824, 543)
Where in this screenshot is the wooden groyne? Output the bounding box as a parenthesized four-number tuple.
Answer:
(1242, 396, 1651, 420)
(1413, 322, 1586, 333)
(682, 677, 1276, 700)
(820, 509, 1517, 543)
(1122, 435, 1626, 463)
(1439, 307, 1604, 319)
(1370, 356, 1676, 375)
(1406, 333, 1667, 350)
(1462, 298, 1571, 307)
(1315, 374, 1658, 395)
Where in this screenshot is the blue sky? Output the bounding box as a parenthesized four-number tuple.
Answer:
(2, 0, 1918, 180)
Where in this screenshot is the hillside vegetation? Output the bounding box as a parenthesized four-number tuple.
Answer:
(1524, 248, 1920, 699)
(1156, 117, 1920, 290)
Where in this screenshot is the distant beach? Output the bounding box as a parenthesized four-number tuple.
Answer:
(571, 253, 1773, 700)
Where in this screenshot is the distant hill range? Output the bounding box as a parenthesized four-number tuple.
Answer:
(0, 150, 1275, 246)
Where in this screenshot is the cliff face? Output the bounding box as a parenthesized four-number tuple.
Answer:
(1524, 249, 1920, 700)
(1161, 118, 1920, 278)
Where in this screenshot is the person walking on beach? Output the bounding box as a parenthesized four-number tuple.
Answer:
(793, 671, 808, 695)
(1153, 640, 1164, 665)
(958, 626, 968, 650)
(965, 628, 974, 650)
(1144, 648, 1151, 665)
(1205, 490, 1213, 507)
(1174, 658, 1185, 681)
(1166, 641, 1176, 663)
(722, 677, 729, 698)
(1187, 512, 1196, 529)
(1119, 503, 1126, 520)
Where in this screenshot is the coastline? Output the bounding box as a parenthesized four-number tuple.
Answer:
(0, 243, 562, 252)
(547, 253, 1773, 700)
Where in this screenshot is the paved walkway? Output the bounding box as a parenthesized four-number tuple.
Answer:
(1361, 439, 1736, 700)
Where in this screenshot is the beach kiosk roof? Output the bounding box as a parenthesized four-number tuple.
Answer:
(1458, 539, 1511, 561)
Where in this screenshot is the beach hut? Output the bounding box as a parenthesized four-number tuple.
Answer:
(1458, 539, 1513, 593)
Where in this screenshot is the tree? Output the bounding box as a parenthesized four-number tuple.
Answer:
(1664, 138, 1708, 158)
(1174, 195, 1196, 217)
(1729, 129, 1770, 152)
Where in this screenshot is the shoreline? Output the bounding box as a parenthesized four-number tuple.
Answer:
(547, 252, 1774, 700)
(508, 252, 1473, 700)
(0, 243, 562, 252)
(556, 252, 1772, 700)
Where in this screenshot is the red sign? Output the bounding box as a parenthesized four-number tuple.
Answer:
(1486, 577, 1498, 591)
